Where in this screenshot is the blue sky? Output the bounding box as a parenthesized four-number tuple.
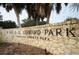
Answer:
(0, 3, 79, 25)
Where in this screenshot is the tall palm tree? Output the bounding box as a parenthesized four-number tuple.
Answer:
(0, 3, 25, 28)
(25, 3, 53, 25)
(25, 3, 68, 25)
(0, 3, 68, 27)
(0, 12, 3, 20)
(12, 4, 25, 27)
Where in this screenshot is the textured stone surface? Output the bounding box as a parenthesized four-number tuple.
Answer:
(0, 43, 51, 55)
(0, 21, 79, 55)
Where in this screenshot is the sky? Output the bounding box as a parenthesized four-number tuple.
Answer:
(0, 3, 79, 25)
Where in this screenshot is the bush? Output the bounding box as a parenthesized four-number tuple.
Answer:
(21, 19, 46, 27)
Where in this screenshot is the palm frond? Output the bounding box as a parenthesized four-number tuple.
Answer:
(55, 3, 62, 14)
(69, 3, 79, 12)
(65, 3, 68, 6)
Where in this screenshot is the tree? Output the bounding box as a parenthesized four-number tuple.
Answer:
(2, 20, 17, 29)
(0, 3, 68, 27)
(0, 3, 25, 28)
(55, 3, 68, 14)
(25, 3, 53, 25)
(0, 13, 3, 28)
(21, 18, 46, 27)
(0, 21, 3, 27)
(0, 15, 3, 20)
(12, 4, 25, 28)
(0, 12, 3, 20)
(25, 3, 68, 25)
(69, 3, 79, 12)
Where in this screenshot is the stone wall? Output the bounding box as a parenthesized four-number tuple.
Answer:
(0, 28, 2, 41)
(1, 22, 79, 55)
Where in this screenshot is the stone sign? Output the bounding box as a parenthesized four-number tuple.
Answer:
(1, 22, 79, 54)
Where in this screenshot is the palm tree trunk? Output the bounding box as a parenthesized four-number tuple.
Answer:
(45, 4, 53, 24)
(13, 5, 21, 28)
(35, 18, 38, 26)
(46, 8, 52, 24)
(16, 13, 21, 28)
(46, 15, 50, 24)
(36, 19, 38, 25)
(47, 18, 49, 24)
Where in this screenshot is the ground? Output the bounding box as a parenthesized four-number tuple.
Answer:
(0, 42, 52, 55)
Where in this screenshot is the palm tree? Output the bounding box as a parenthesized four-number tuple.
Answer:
(0, 14, 3, 20)
(0, 3, 68, 27)
(25, 3, 53, 25)
(25, 3, 68, 25)
(12, 4, 25, 27)
(55, 3, 68, 14)
(69, 3, 79, 12)
(0, 3, 25, 28)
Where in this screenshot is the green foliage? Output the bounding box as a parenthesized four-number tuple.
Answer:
(65, 18, 79, 21)
(0, 21, 3, 27)
(64, 18, 79, 24)
(0, 20, 17, 29)
(21, 19, 46, 27)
